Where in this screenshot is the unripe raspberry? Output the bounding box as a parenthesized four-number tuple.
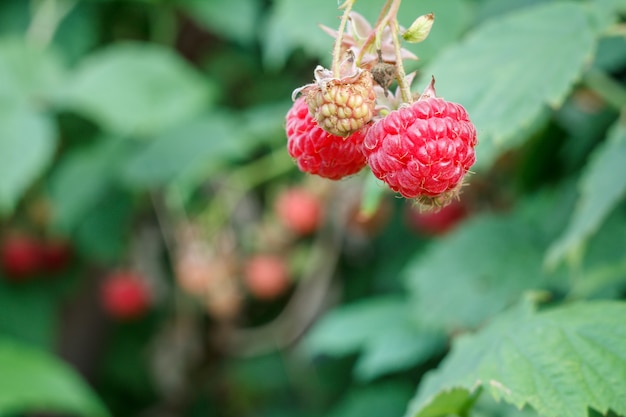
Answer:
(363, 97, 477, 201)
(305, 70, 376, 137)
(286, 97, 367, 180)
(275, 187, 323, 235)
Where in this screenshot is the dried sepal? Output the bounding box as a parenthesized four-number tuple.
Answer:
(319, 11, 417, 69)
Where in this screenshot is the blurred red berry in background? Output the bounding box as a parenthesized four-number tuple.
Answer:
(0, 234, 42, 280)
(275, 187, 323, 236)
(243, 254, 290, 301)
(100, 271, 151, 320)
(406, 200, 469, 236)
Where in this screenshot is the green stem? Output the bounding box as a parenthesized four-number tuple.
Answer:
(331, 0, 357, 77)
(151, 4, 178, 46)
(389, 13, 412, 103)
(200, 148, 295, 233)
(355, 0, 392, 65)
(26, 0, 76, 48)
(583, 68, 626, 111)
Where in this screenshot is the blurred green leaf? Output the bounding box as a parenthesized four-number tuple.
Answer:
(53, 2, 99, 64)
(570, 211, 626, 298)
(473, 0, 551, 24)
(403, 202, 566, 331)
(122, 112, 246, 188)
(0, 37, 65, 104)
(0, 105, 56, 215)
(0, 338, 111, 417)
(546, 121, 626, 268)
(0, 281, 58, 348)
(62, 43, 215, 136)
(404, 300, 626, 417)
(49, 135, 130, 231)
(355, 321, 445, 382)
(305, 297, 445, 381)
(181, 0, 259, 44)
(593, 36, 626, 72)
(0, 1, 29, 36)
(305, 297, 408, 357)
(328, 382, 414, 417)
(408, 0, 474, 67)
(419, 2, 596, 171)
(73, 188, 134, 263)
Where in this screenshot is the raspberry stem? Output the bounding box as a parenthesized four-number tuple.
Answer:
(355, 0, 392, 66)
(353, 0, 413, 103)
(390, 18, 412, 103)
(332, 0, 358, 78)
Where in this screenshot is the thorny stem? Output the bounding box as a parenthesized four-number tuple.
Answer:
(332, 0, 358, 77)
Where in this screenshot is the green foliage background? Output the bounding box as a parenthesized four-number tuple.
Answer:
(1, 0, 626, 416)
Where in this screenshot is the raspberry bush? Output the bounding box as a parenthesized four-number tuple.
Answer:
(1, 0, 626, 416)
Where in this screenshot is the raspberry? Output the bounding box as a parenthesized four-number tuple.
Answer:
(243, 254, 290, 301)
(406, 199, 468, 236)
(100, 271, 151, 320)
(275, 187, 323, 236)
(286, 97, 368, 180)
(39, 239, 72, 272)
(305, 69, 376, 137)
(363, 97, 477, 201)
(1, 234, 41, 280)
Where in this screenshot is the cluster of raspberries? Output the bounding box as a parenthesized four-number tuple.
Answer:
(286, 68, 477, 205)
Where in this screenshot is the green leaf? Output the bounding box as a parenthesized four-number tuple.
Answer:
(73, 188, 134, 263)
(404, 300, 626, 417)
(328, 382, 414, 417)
(0, 338, 110, 417)
(305, 297, 444, 381)
(403, 209, 561, 331)
(569, 211, 626, 298)
(420, 2, 596, 171)
(62, 43, 214, 136)
(122, 112, 245, 188)
(49, 135, 130, 231)
(0, 281, 58, 348)
(0, 37, 65, 104)
(181, 0, 259, 44)
(305, 297, 409, 357)
(546, 121, 626, 268)
(0, 105, 56, 214)
(355, 321, 445, 382)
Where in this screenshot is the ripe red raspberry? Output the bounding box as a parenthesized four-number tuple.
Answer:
(0, 235, 41, 280)
(100, 271, 151, 320)
(406, 199, 468, 236)
(275, 187, 323, 235)
(39, 239, 73, 272)
(243, 254, 290, 301)
(305, 69, 376, 137)
(363, 97, 477, 201)
(286, 97, 368, 180)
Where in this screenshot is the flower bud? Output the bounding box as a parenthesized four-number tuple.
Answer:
(402, 13, 434, 43)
